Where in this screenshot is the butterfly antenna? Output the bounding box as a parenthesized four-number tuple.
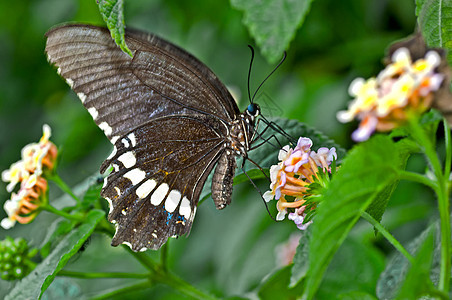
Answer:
(247, 45, 255, 104)
(251, 51, 287, 102)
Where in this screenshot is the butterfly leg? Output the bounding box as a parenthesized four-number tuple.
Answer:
(250, 118, 284, 150)
(259, 117, 296, 145)
(240, 165, 276, 222)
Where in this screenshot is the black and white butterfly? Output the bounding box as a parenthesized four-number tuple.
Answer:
(45, 24, 266, 252)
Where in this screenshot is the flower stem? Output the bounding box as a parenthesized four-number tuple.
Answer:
(57, 270, 149, 279)
(437, 188, 451, 292)
(124, 246, 217, 299)
(96, 218, 115, 236)
(443, 118, 451, 181)
(361, 211, 414, 263)
(91, 280, 151, 300)
(161, 240, 169, 272)
(48, 173, 80, 203)
(125, 247, 158, 271)
(408, 117, 451, 294)
(151, 269, 220, 300)
(40, 203, 83, 222)
(398, 170, 437, 190)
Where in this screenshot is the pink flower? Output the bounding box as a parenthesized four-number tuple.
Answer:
(288, 206, 313, 231)
(263, 137, 338, 230)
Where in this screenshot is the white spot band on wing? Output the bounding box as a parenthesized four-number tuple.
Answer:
(179, 196, 191, 218)
(151, 183, 169, 205)
(165, 190, 181, 213)
(99, 122, 112, 136)
(124, 168, 146, 185)
(136, 179, 157, 199)
(117, 151, 136, 168)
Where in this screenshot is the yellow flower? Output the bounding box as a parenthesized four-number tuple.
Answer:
(1, 124, 56, 229)
(21, 124, 57, 175)
(1, 161, 30, 193)
(337, 47, 444, 142)
(1, 174, 48, 229)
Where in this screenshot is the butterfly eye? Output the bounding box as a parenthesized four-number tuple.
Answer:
(247, 103, 260, 117)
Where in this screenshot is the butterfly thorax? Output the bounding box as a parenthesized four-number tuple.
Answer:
(228, 104, 260, 158)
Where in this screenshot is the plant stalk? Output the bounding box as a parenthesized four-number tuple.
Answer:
(408, 118, 451, 294)
(361, 212, 414, 262)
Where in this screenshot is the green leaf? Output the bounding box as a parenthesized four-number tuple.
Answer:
(290, 228, 311, 287)
(337, 291, 378, 300)
(365, 138, 412, 223)
(395, 230, 436, 300)
(318, 238, 385, 298)
(300, 135, 403, 299)
(81, 178, 103, 209)
(230, 0, 314, 63)
(39, 218, 75, 258)
(364, 181, 399, 225)
(5, 210, 105, 300)
(415, 0, 452, 65)
(257, 265, 303, 299)
(292, 236, 385, 297)
(97, 0, 133, 57)
(377, 219, 447, 299)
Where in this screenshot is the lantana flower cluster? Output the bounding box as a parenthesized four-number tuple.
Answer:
(263, 137, 337, 230)
(337, 47, 444, 141)
(1, 125, 57, 229)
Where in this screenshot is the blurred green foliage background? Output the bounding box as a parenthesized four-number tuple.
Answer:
(0, 0, 437, 298)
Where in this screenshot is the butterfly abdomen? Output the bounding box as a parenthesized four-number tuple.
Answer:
(211, 151, 236, 209)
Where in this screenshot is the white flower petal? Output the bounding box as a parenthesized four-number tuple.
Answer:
(327, 147, 337, 162)
(263, 190, 274, 202)
(278, 145, 292, 161)
(2, 169, 11, 182)
(425, 50, 441, 68)
(4, 199, 19, 216)
(276, 209, 287, 221)
(348, 78, 365, 96)
(6, 182, 18, 193)
(1, 218, 16, 229)
(429, 73, 444, 91)
(336, 110, 354, 123)
(392, 47, 411, 64)
(269, 164, 280, 183)
(41, 124, 52, 144)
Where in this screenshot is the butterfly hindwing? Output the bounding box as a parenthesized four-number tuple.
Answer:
(101, 115, 225, 251)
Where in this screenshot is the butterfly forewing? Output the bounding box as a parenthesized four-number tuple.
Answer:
(45, 25, 238, 142)
(45, 24, 246, 251)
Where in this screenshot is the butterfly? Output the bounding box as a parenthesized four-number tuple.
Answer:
(45, 24, 262, 251)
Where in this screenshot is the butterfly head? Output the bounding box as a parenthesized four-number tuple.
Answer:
(246, 103, 260, 119)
